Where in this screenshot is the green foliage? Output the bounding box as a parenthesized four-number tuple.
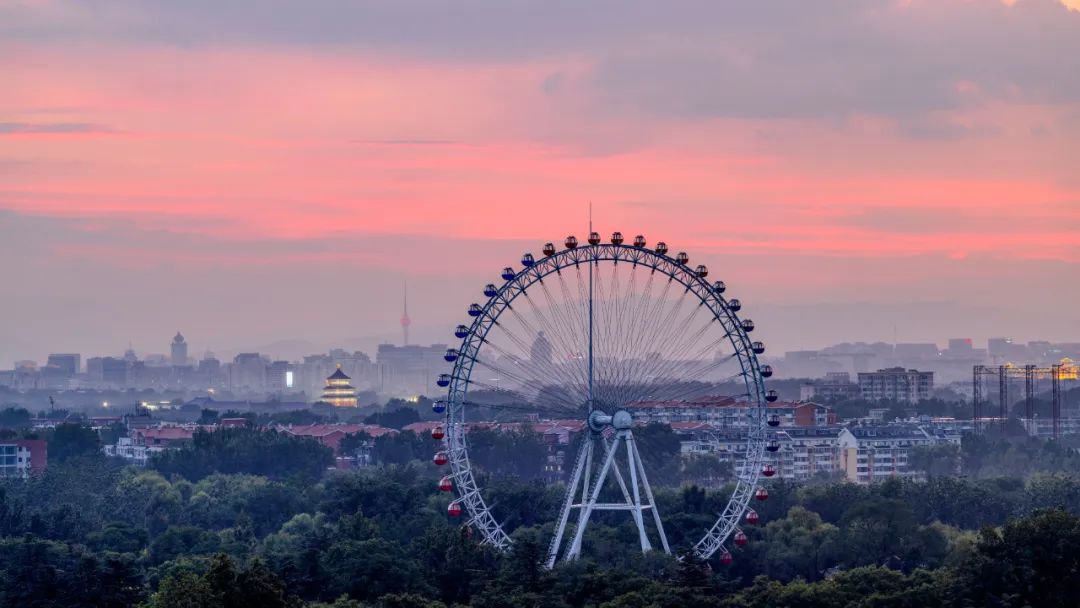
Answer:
(148, 553, 300, 608)
(952, 508, 1080, 608)
(47, 422, 102, 463)
(197, 409, 220, 425)
(0, 407, 31, 429)
(465, 427, 549, 480)
(150, 427, 333, 482)
(0, 536, 144, 607)
(2, 429, 1080, 607)
(364, 406, 421, 429)
(958, 433, 1080, 477)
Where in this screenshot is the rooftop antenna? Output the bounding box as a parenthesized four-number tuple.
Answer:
(401, 280, 412, 346)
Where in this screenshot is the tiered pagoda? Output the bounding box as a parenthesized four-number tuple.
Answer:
(320, 365, 358, 407)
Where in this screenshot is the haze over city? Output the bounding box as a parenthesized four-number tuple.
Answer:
(3, 0, 1080, 365)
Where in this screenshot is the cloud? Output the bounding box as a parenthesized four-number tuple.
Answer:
(4, 1, 1080, 123)
(0, 122, 115, 135)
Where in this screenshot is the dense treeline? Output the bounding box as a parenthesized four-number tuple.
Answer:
(1, 424, 1079, 606)
(1, 440, 1079, 606)
(151, 428, 334, 482)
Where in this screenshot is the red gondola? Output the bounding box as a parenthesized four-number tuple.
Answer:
(433, 452, 448, 466)
(431, 426, 445, 440)
(734, 531, 748, 547)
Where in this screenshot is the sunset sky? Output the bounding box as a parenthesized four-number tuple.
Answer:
(2, 0, 1079, 363)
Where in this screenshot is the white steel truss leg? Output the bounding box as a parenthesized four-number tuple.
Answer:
(630, 433, 670, 554)
(547, 439, 590, 569)
(565, 434, 618, 560)
(625, 434, 652, 552)
(558, 429, 663, 563)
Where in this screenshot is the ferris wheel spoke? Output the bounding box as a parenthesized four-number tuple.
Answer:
(613, 291, 712, 406)
(622, 316, 730, 401)
(460, 397, 579, 419)
(471, 355, 585, 413)
(486, 310, 589, 396)
(501, 287, 590, 386)
(473, 332, 563, 394)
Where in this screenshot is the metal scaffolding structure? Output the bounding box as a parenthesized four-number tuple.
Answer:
(973, 364, 1063, 439)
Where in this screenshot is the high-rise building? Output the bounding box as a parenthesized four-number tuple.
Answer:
(321, 366, 358, 407)
(171, 332, 188, 367)
(229, 353, 268, 392)
(401, 282, 411, 346)
(376, 343, 447, 395)
(45, 354, 80, 376)
(87, 356, 129, 386)
(531, 331, 553, 367)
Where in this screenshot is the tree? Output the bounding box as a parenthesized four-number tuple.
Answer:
(150, 427, 333, 482)
(48, 423, 101, 463)
(908, 444, 960, 477)
(364, 407, 421, 430)
(198, 409, 220, 425)
(953, 508, 1080, 608)
(0, 407, 31, 429)
(149, 571, 217, 608)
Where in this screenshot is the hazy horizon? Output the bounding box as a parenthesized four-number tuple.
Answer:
(3, 0, 1079, 365)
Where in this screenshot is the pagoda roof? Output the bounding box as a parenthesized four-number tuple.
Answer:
(327, 367, 351, 380)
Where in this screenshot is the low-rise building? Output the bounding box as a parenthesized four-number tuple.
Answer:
(0, 439, 47, 478)
(857, 368, 934, 403)
(629, 397, 836, 429)
(678, 427, 844, 481)
(838, 424, 938, 483)
(279, 423, 397, 454)
(800, 372, 861, 402)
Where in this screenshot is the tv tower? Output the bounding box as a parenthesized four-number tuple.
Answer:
(401, 281, 411, 346)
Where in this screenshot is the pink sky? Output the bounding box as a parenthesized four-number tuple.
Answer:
(1, 0, 1078, 362)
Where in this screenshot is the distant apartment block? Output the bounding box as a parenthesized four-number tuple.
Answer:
(628, 397, 837, 429)
(800, 372, 861, 402)
(838, 424, 955, 483)
(678, 422, 959, 484)
(857, 367, 934, 403)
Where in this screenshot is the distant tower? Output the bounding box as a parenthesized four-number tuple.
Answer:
(400, 281, 412, 346)
(171, 332, 188, 367)
(531, 331, 553, 367)
(321, 365, 358, 407)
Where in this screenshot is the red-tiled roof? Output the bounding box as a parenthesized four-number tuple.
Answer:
(630, 395, 737, 408)
(402, 421, 443, 434)
(282, 423, 397, 438)
(138, 427, 195, 441)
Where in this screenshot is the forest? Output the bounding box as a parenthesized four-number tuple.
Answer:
(0, 422, 1079, 607)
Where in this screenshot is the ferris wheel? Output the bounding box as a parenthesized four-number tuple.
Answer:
(431, 231, 776, 567)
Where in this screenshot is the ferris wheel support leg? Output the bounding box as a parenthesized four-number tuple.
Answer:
(632, 434, 671, 554)
(604, 437, 636, 513)
(566, 435, 620, 561)
(581, 436, 594, 504)
(625, 432, 653, 553)
(547, 439, 590, 569)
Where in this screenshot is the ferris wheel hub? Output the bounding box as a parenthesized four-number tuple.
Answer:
(587, 409, 633, 432)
